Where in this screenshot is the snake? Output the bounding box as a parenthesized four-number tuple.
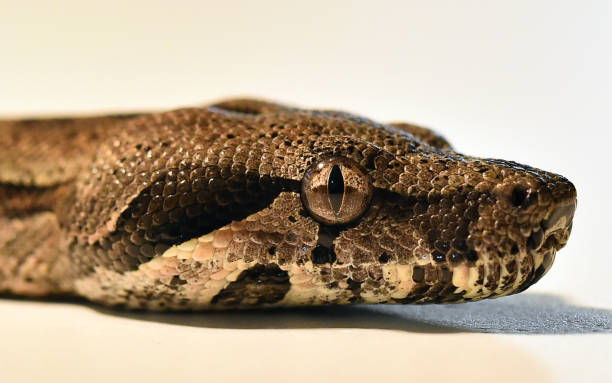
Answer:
(0, 99, 577, 310)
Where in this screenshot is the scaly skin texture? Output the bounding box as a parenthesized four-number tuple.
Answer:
(0, 99, 576, 309)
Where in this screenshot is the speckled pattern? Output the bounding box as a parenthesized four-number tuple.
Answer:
(0, 99, 576, 309)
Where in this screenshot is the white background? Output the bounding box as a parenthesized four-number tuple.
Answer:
(0, 1, 610, 382)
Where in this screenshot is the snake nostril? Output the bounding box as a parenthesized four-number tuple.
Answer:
(510, 186, 537, 209)
(511, 186, 528, 207)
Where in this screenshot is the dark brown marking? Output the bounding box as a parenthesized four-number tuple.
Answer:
(346, 278, 362, 301)
(0, 183, 61, 217)
(311, 245, 335, 264)
(412, 266, 425, 282)
(211, 264, 290, 306)
(378, 252, 390, 263)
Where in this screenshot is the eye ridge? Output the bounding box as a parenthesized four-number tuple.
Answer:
(328, 164, 344, 214)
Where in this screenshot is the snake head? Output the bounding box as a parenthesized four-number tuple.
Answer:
(285, 117, 577, 304)
(66, 100, 576, 308)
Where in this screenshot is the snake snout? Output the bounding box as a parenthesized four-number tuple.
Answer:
(531, 179, 576, 252)
(542, 200, 576, 235)
(517, 178, 576, 290)
(546, 178, 576, 235)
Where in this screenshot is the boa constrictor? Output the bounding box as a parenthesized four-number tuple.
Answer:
(0, 99, 576, 309)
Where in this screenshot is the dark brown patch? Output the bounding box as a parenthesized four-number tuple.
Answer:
(317, 225, 341, 249)
(484, 263, 501, 291)
(310, 224, 340, 265)
(527, 229, 544, 250)
(106, 173, 300, 272)
(412, 266, 425, 282)
(311, 245, 336, 264)
(378, 252, 390, 263)
(476, 265, 485, 285)
(346, 278, 362, 302)
(466, 250, 479, 262)
(439, 267, 452, 283)
(211, 264, 290, 306)
(506, 260, 516, 273)
(0, 183, 61, 217)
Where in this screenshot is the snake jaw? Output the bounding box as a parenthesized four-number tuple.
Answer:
(518, 195, 576, 290)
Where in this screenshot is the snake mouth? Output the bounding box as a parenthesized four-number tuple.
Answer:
(542, 202, 575, 233)
(528, 200, 576, 252)
(521, 201, 575, 288)
(543, 232, 563, 252)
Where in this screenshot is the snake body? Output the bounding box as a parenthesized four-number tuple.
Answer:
(0, 99, 576, 309)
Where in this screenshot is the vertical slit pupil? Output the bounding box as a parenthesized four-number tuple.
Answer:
(328, 165, 344, 214)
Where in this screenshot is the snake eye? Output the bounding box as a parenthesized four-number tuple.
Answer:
(301, 157, 373, 225)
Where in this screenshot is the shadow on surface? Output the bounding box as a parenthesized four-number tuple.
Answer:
(89, 293, 612, 334)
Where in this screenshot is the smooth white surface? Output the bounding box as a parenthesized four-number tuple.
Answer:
(0, 1, 610, 382)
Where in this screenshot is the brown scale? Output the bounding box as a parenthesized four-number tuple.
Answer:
(0, 99, 577, 308)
